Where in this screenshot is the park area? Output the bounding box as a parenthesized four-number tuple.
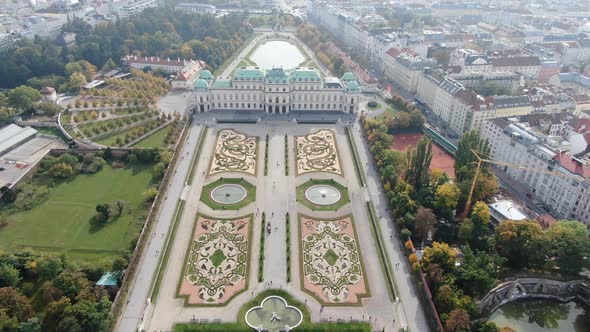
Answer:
(391, 132, 455, 178)
(0, 163, 157, 262)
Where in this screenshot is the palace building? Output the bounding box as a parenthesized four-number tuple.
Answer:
(190, 66, 361, 114)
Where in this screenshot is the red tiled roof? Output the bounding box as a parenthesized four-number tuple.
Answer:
(386, 48, 401, 58)
(553, 151, 590, 177)
(573, 94, 590, 104)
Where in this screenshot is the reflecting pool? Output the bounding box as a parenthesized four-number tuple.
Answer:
(250, 40, 305, 70)
(488, 299, 590, 332)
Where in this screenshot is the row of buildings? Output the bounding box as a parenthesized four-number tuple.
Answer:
(482, 113, 590, 224)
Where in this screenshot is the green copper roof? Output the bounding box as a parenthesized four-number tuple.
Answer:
(234, 67, 264, 80)
(265, 68, 288, 83)
(199, 69, 213, 80)
(342, 72, 356, 82)
(96, 272, 118, 286)
(212, 80, 231, 88)
(345, 80, 361, 92)
(290, 68, 321, 82)
(195, 79, 209, 90)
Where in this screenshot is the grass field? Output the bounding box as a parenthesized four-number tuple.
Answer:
(132, 124, 172, 148)
(35, 127, 68, 141)
(0, 164, 156, 262)
(376, 106, 401, 121)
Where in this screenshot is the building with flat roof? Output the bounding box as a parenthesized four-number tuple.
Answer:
(190, 67, 361, 114)
(0, 124, 38, 156)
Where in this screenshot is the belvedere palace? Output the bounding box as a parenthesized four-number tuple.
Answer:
(190, 66, 362, 114)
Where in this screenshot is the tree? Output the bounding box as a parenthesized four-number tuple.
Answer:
(53, 271, 90, 300)
(115, 200, 126, 216)
(454, 130, 491, 183)
(37, 256, 64, 281)
(435, 284, 456, 313)
(68, 72, 87, 91)
(445, 309, 471, 332)
(546, 220, 590, 274)
(0, 287, 34, 322)
(405, 136, 433, 190)
(474, 321, 500, 332)
(458, 219, 474, 243)
(17, 317, 41, 332)
(7, 85, 41, 112)
(95, 203, 112, 221)
(0, 185, 17, 203)
(61, 297, 111, 331)
(494, 220, 548, 268)
(414, 207, 436, 242)
(48, 162, 74, 178)
(453, 246, 504, 297)
(36, 102, 61, 116)
(111, 256, 128, 273)
(422, 242, 456, 273)
(0, 264, 21, 288)
(104, 147, 112, 160)
(42, 297, 71, 332)
(434, 182, 460, 220)
(143, 188, 158, 202)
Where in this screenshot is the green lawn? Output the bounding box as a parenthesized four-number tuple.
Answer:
(35, 127, 68, 141)
(0, 165, 155, 262)
(376, 106, 401, 121)
(200, 178, 256, 210)
(296, 179, 350, 211)
(132, 124, 172, 148)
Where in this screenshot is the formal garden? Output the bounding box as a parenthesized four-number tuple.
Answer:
(178, 214, 253, 306)
(298, 214, 369, 305)
(209, 129, 258, 176)
(295, 130, 342, 176)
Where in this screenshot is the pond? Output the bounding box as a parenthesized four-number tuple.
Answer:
(488, 299, 590, 331)
(250, 40, 305, 70)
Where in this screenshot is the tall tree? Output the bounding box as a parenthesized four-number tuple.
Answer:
(454, 130, 491, 183)
(494, 220, 548, 268)
(546, 220, 590, 274)
(414, 207, 437, 242)
(422, 242, 456, 273)
(405, 136, 433, 190)
(445, 309, 471, 332)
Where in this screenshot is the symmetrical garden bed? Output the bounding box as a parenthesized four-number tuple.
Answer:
(295, 130, 342, 175)
(178, 214, 252, 305)
(298, 214, 369, 305)
(209, 129, 258, 176)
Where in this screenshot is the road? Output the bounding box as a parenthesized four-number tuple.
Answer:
(115, 121, 203, 332)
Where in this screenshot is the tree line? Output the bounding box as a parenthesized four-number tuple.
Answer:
(0, 8, 252, 89)
(361, 113, 590, 331)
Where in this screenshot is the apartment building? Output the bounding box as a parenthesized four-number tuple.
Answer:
(383, 48, 437, 93)
(482, 116, 590, 225)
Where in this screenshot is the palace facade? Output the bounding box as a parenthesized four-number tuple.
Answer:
(190, 66, 361, 114)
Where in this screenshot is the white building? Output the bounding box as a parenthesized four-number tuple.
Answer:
(174, 3, 216, 14)
(121, 55, 193, 73)
(482, 117, 590, 225)
(191, 67, 361, 114)
(112, 0, 164, 18)
(0, 124, 38, 156)
(383, 48, 437, 93)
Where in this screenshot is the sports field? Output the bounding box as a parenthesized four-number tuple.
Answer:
(391, 132, 455, 178)
(0, 164, 155, 262)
